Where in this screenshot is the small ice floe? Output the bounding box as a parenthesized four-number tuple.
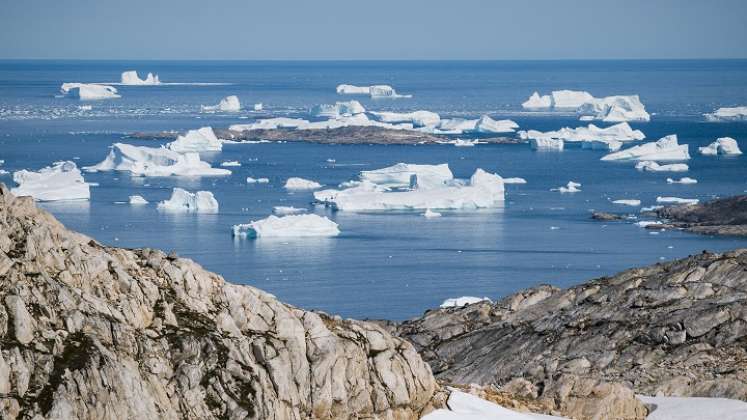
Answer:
(440, 296, 491, 308)
(601, 135, 689, 161)
(11, 161, 91, 201)
(77, 105, 92, 111)
(326, 158, 336, 164)
(284, 177, 322, 191)
(232, 214, 340, 238)
(503, 177, 527, 184)
(84, 143, 230, 177)
(167, 127, 223, 153)
(0, 170, 8, 175)
(452, 139, 477, 147)
(637, 395, 747, 420)
(698, 137, 743, 156)
(635, 161, 689, 172)
(311, 100, 366, 118)
(336, 84, 412, 98)
(521, 90, 650, 122)
(273, 206, 307, 216)
(667, 177, 698, 184)
(704, 106, 747, 122)
(641, 205, 663, 212)
(120, 70, 160, 85)
(253, 103, 263, 111)
(637, 220, 663, 228)
(612, 199, 641, 206)
(201, 95, 241, 112)
(220, 161, 241, 167)
(60, 83, 120, 100)
(128, 195, 148, 205)
(656, 196, 699, 205)
(246, 177, 269, 184)
(157, 188, 219, 213)
(554, 181, 581, 193)
(423, 209, 442, 218)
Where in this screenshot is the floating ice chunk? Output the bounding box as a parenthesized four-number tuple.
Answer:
(167, 127, 223, 153)
(554, 181, 581, 193)
(422, 390, 566, 420)
(704, 106, 747, 122)
(311, 100, 365, 118)
(336, 84, 411, 98)
(503, 177, 527, 184)
(429, 116, 518, 135)
(656, 196, 699, 205)
(128, 195, 148, 205)
(336, 84, 373, 95)
(157, 188, 218, 213)
(472, 115, 519, 133)
(0, 170, 8, 176)
(440, 296, 491, 308)
(521, 91, 552, 109)
(273, 206, 308, 215)
(360, 163, 453, 189)
(699, 137, 742, 156)
(253, 103, 263, 111)
(220, 161, 241, 167)
(635, 161, 689, 172)
(84, 143, 230, 177)
(452, 139, 477, 147)
(550, 90, 596, 109)
(582, 140, 623, 152)
(11, 161, 90, 201)
(638, 395, 747, 420)
(233, 214, 340, 238)
(530, 138, 564, 151)
(601, 135, 689, 161)
(637, 220, 663, 227)
(246, 177, 269, 184)
(60, 83, 120, 100)
(202, 95, 241, 112)
(120, 70, 160, 85)
(521, 122, 645, 144)
(369, 110, 440, 127)
(284, 177, 322, 191)
(578, 95, 650, 122)
(667, 177, 698, 184)
(423, 209, 442, 218)
(230, 117, 311, 131)
(612, 199, 641, 206)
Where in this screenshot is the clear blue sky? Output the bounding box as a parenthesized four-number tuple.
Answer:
(2, 0, 746, 60)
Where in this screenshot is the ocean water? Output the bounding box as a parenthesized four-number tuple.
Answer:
(1, 60, 746, 320)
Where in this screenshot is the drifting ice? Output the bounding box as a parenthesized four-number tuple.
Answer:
(522, 90, 650, 122)
(699, 137, 742, 156)
(635, 161, 689, 172)
(423, 209, 442, 218)
(667, 177, 698, 184)
(284, 177, 322, 191)
(220, 161, 241, 167)
(11, 161, 90, 201)
(157, 188, 219, 213)
(232, 214, 340, 238)
(336, 84, 412, 98)
(120, 70, 160, 85)
(311, 100, 366, 118)
(128, 195, 148, 205)
(84, 143, 231, 177)
(656, 196, 699, 205)
(555, 181, 581, 193)
(519, 122, 645, 143)
(273, 206, 308, 215)
(360, 163, 453, 189)
(167, 127, 223, 153)
(60, 83, 120, 100)
(530, 138, 564, 151)
(246, 177, 270, 184)
(601, 135, 689, 161)
(202, 95, 241, 112)
(369, 110, 440, 127)
(612, 199, 641, 206)
(704, 107, 747, 122)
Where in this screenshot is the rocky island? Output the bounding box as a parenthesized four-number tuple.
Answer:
(655, 195, 747, 236)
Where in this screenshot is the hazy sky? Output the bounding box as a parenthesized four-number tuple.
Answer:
(1, 0, 746, 60)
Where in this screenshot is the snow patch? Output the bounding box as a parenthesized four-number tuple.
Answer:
(440, 297, 491, 308)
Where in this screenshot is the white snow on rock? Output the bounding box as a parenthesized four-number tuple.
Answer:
(157, 188, 219, 213)
(423, 390, 567, 420)
(201, 95, 241, 112)
(554, 181, 581, 193)
(273, 206, 307, 215)
(667, 177, 698, 184)
(612, 199, 641, 206)
(519, 122, 645, 143)
(167, 127, 223, 153)
(656, 196, 699, 205)
(440, 297, 491, 308)
(638, 395, 747, 420)
(120, 70, 160, 85)
(635, 161, 689, 172)
(11, 161, 91, 202)
(246, 177, 269, 184)
(128, 195, 148, 205)
(530, 138, 564, 151)
(521, 90, 650, 122)
(336, 84, 412, 98)
(704, 106, 747, 122)
(220, 161, 241, 167)
(60, 83, 120, 100)
(360, 163, 453, 190)
(699, 137, 742, 156)
(232, 214, 340, 238)
(284, 177, 322, 191)
(601, 135, 690, 161)
(84, 143, 231, 177)
(423, 209, 442, 218)
(311, 100, 366, 118)
(369, 110, 441, 127)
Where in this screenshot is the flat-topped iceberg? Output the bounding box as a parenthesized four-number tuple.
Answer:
(530, 138, 564, 151)
(84, 143, 231, 177)
(704, 106, 747, 122)
(601, 135, 689, 161)
(612, 199, 641, 206)
(336, 84, 412, 98)
(157, 188, 219, 213)
(11, 161, 91, 201)
(440, 296, 491, 308)
(232, 214, 340, 238)
(60, 83, 120, 100)
(369, 110, 440, 127)
(520, 122, 645, 143)
(667, 177, 698, 184)
(522, 90, 650, 122)
(167, 126, 223, 153)
(657, 196, 699, 205)
(128, 195, 148, 205)
(432, 116, 518, 134)
(273, 206, 307, 215)
(230, 117, 311, 131)
(220, 161, 241, 167)
(311, 100, 365, 118)
(699, 137, 742, 156)
(635, 161, 689, 172)
(201, 95, 241, 112)
(120, 70, 160, 85)
(360, 163, 453, 189)
(284, 177, 322, 191)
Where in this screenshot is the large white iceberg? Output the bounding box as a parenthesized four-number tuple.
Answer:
(699, 137, 742, 156)
(84, 143, 231, 177)
(232, 214, 340, 238)
(521, 92, 553, 109)
(520, 122, 645, 143)
(11, 161, 91, 201)
(273, 206, 307, 215)
(201, 95, 241, 112)
(311, 100, 366, 118)
(530, 138, 564, 151)
(601, 135, 689, 161)
(635, 161, 689, 172)
(359, 163, 453, 190)
(284, 177, 322, 191)
(157, 188, 219, 213)
(521, 90, 650, 122)
(336, 84, 412, 98)
(120, 70, 160, 85)
(704, 106, 747, 122)
(60, 83, 120, 100)
(167, 127, 223, 153)
(432, 117, 518, 134)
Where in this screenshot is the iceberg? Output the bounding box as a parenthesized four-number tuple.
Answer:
(472, 115, 519, 133)
(11, 161, 91, 201)
(335, 84, 412, 98)
(521, 92, 553, 109)
(503, 177, 527, 184)
(220, 161, 241, 167)
(120, 70, 160, 85)
(230, 117, 311, 132)
(167, 127, 223, 153)
(581, 140, 622, 152)
(637, 220, 663, 228)
(232, 214, 340, 238)
(84, 143, 231, 177)
(360, 163, 453, 190)
(704, 106, 747, 122)
(335, 84, 372, 95)
(612, 199, 641, 206)
(369, 110, 440, 127)
(246, 177, 269, 184)
(601, 135, 689, 161)
(60, 83, 120, 100)
(128, 195, 148, 205)
(699, 137, 742, 156)
(423, 209, 442, 218)
(273, 206, 307, 215)
(431, 117, 518, 134)
(530, 138, 564, 151)
(667, 177, 698, 184)
(452, 139, 477, 147)
(521, 90, 650, 122)
(550, 90, 596, 110)
(201, 95, 241, 112)
(440, 297, 491, 308)
(519, 122, 645, 143)
(311, 100, 366, 118)
(656, 196, 699, 205)
(157, 188, 219, 213)
(635, 161, 689, 172)
(554, 181, 581, 193)
(253, 103, 263, 111)
(284, 177, 322, 191)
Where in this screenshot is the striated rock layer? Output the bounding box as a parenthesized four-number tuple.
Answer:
(0, 184, 437, 419)
(655, 195, 747, 236)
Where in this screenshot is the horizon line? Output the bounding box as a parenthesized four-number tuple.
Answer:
(2, 57, 747, 62)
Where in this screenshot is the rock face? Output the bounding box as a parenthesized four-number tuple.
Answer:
(591, 211, 625, 221)
(397, 249, 747, 417)
(656, 195, 747, 236)
(0, 184, 437, 419)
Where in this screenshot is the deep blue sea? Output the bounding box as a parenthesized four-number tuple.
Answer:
(1, 60, 746, 320)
